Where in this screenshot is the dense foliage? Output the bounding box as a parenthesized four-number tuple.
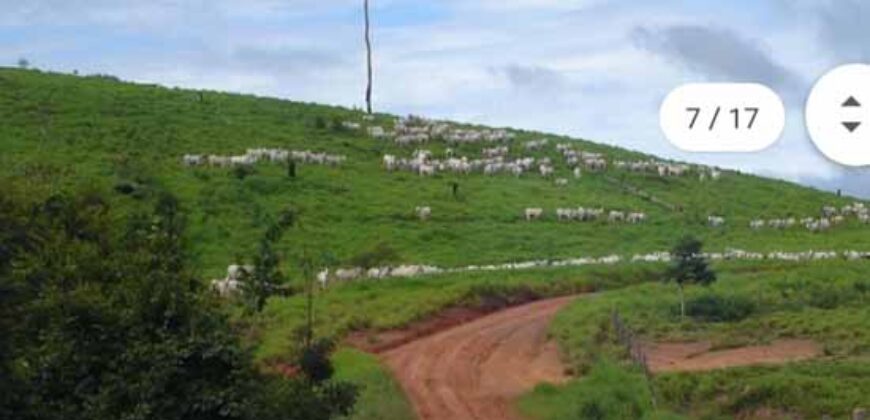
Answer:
(0, 185, 356, 420)
(666, 236, 716, 318)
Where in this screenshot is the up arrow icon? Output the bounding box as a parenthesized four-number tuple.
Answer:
(842, 96, 861, 107)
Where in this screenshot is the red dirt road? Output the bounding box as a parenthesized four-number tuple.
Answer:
(382, 296, 576, 420)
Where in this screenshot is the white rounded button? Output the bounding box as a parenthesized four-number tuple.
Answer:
(660, 83, 785, 152)
(806, 63, 870, 167)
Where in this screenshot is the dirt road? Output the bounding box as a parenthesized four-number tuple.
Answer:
(382, 296, 576, 420)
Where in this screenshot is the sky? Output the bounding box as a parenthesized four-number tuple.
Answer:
(3, 0, 870, 197)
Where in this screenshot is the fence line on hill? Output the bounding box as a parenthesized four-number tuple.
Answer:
(611, 309, 658, 409)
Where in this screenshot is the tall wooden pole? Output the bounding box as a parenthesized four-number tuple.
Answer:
(364, 0, 373, 114)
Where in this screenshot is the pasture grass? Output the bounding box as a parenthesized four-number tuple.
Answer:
(4, 68, 870, 419)
(525, 259, 870, 419)
(1, 68, 867, 283)
(332, 349, 415, 420)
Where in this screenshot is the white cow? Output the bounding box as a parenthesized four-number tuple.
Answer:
(608, 211, 626, 223)
(627, 212, 646, 224)
(335, 267, 363, 282)
(415, 206, 432, 221)
(211, 278, 242, 297)
(227, 264, 253, 281)
(183, 154, 204, 166)
(525, 208, 544, 221)
(316, 269, 329, 288)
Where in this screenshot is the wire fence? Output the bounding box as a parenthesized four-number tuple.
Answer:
(611, 309, 867, 419)
(611, 309, 658, 409)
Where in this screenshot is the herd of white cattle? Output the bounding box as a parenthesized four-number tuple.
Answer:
(361, 115, 725, 181)
(182, 148, 346, 168)
(209, 248, 870, 295)
(382, 149, 554, 178)
(747, 202, 869, 232)
(525, 207, 647, 223)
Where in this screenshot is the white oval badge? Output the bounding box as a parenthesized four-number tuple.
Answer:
(806, 63, 870, 167)
(660, 83, 785, 152)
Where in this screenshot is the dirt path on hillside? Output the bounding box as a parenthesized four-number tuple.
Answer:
(645, 339, 822, 373)
(382, 296, 576, 420)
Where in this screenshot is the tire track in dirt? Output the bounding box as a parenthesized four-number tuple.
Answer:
(381, 296, 576, 420)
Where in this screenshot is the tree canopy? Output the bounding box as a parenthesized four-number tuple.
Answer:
(0, 184, 355, 420)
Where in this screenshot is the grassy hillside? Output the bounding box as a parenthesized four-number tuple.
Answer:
(4, 68, 870, 419)
(1, 68, 865, 281)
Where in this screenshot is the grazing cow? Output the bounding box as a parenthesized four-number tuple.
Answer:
(368, 126, 387, 139)
(707, 216, 725, 227)
(335, 267, 363, 282)
(821, 205, 838, 217)
(539, 165, 554, 177)
(211, 278, 242, 297)
(524, 139, 548, 151)
(183, 154, 204, 166)
(608, 210, 625, 223)
(316, 269, 329, 288)
(627, 212, 646, 224)
(227, 264, 253, 281)
(555, 178, 568, 187)
(418, 164, 436, 177)
(750, 219, 765, 230)
(342, 121, 361, 131)
(556, 208, 575, 221)
(525, 208, 544, 221)
(415, 206, 432, 221)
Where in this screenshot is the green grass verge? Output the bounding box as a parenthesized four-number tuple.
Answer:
(522, 260, 870, 419)
(332, 349, 415, 420)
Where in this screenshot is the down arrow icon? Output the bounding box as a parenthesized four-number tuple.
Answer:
(842, 121, 861, 133)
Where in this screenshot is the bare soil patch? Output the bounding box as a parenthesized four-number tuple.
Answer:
(645, 339, 822, 373)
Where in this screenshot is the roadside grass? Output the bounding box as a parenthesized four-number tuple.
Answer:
(253, 263, 663, 363)
(518, 359, 685, 420)
(332, 348, 415, 420)
(523, 259, 870, 419)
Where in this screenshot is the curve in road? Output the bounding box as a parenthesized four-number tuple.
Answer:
(382, 296, 576, 420)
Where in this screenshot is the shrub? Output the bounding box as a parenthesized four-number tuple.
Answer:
(682, 294, 755, 322)
(233, 165, 256, 180)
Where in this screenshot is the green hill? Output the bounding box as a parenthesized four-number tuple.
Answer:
(4, 68, 870, 419)
(1, 68, 865, 280)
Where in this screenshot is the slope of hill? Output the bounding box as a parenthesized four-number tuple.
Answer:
(1, 68, 865, 281)
(3, 68, 870, 419)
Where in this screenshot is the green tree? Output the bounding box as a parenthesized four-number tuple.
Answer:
(0, 187, 355, 420)
(665, 236, 716, 319)
(244, 208, 295, 313)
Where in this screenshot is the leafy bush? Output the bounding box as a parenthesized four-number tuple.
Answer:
(233, 165, 256, 180)
(682, 294, 755, 322)
(0, 187, 355, 420)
